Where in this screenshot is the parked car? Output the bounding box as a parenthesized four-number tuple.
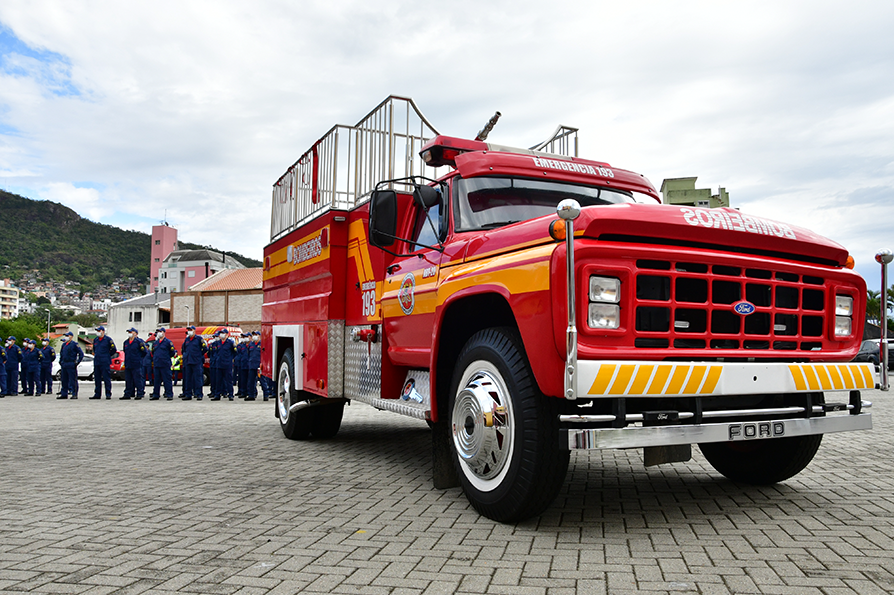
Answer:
(853, 339, 894, 369)
(110, 350, 125, 381)
(52, 355, 95, 380)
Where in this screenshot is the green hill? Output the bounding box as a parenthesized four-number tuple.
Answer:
(0, 190, 261, 290)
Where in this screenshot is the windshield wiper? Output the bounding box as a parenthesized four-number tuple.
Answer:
(478, 220, 521, 230)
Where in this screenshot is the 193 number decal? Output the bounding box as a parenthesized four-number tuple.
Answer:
(361, 281, 377, 317)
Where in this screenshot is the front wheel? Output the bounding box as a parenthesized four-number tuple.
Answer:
(698, 434, 823, 484)
(277, 349, 313, 440)
(449, 327, 569, 522)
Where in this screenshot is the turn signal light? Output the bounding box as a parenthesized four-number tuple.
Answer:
(549, 219, 566, 241)
(845, 255, 855, 269)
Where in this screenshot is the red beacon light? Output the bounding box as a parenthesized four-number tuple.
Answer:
(419, 135, 488, 168)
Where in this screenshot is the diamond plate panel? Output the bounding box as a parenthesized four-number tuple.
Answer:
(327, 320, 345, 398)
(344, 325, 382, 401)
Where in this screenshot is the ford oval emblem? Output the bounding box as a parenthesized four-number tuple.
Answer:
(734, 301, 756, 316)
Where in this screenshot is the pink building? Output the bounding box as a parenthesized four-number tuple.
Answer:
(150, 225, 178, 293)
(156, 249, 245, 294)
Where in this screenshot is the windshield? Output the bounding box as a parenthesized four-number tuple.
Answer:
(454, 176, 634, 231)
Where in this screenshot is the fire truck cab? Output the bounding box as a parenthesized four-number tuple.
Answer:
(263, 96, 875, 522)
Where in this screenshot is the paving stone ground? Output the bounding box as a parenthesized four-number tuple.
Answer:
(1, 383, 893, 594)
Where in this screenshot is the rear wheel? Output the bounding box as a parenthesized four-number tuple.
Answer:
(449, 327, 569, 522)
(277, 349, 312, 440)
(699, 435, 823, 484)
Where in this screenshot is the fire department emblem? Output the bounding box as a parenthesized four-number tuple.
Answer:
(398, 273, 416, 315)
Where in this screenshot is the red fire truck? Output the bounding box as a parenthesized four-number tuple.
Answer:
(262, 96, 875, 522)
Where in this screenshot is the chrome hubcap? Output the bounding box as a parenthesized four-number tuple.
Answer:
(452, 367, 512, 482)
(278, 361, 291, 421)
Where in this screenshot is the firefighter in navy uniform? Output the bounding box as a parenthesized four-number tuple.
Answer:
(211, 329, 237, 401)
(235, 333, 248, 397)
(21, 339, 43, 395)
(91, 326, 117, 399)
(5, 337, 21, 396)
(207, 332, 221, 399)
(58, 332, 83, 399)
(0, 342, 7, 398)
(39, 338, 56, 395)
(121, 328, 147, 400)
(143, 333, 154, 387)
(245, 331, 262, 401)
(150, 328, 176, 400)
(180, 326, 207, 401)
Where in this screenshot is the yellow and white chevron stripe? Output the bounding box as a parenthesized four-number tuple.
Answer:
(578, 361, 876, 398)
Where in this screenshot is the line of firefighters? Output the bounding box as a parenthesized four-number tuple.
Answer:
(1, 336, 55, 396)
(0, 326, 270, 402)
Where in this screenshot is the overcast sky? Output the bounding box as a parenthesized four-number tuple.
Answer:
(1, 1, 893, 288)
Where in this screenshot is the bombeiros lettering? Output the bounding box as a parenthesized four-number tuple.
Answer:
(287, 233, 324, 265)
(681, 207, 797, 239)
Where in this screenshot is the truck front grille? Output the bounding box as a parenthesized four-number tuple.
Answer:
(632, 259, 828, 352)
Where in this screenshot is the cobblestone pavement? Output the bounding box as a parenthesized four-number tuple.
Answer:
(1, 383, 893, 595)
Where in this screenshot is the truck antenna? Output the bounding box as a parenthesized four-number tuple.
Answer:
(475, 111, 502, 141)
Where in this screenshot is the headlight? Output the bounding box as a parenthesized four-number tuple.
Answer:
(835, 295, 853, 316)
(834, 316, 852, 337)
(588, 304, 620, 329)
(589, 276, 620, 303)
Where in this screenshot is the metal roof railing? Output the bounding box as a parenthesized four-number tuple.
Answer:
(270, 96, 441, 242)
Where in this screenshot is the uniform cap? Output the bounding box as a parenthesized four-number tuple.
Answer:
(7, 336, 15, 341)
(219, 328, 229, 335)
(251, 331, 260, 336)
(156, 328, 166, 333)
(63, 332, 73, 337)
(127, 327, 138, 333)
(186, 325, 196, 330)
(95, 325, 105, 332)
(41, 338, 48, 342)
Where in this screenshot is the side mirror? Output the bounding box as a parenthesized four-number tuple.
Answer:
(369, 189, 397, 247)
(413, 185, 440, 210)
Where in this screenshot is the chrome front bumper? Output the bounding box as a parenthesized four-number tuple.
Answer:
(564, 408, 872, 450)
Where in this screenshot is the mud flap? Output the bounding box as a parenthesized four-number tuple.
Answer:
(643, 445, 692, 467)
(431, 420, 460, 489)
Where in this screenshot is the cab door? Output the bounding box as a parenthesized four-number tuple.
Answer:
(380, 196, 445, 368)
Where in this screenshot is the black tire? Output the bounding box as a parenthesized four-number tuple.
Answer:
(311, 402, 345, 439)
(87, 373, 94, 381)
(699, 434, 823, 484)
(449, 327, 569, 522)
(203, 370, 210, 386)
(277, 348, 312, 440)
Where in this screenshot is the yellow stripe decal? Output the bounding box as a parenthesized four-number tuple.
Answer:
(588, 365, 617, 396)
(665, 366, 690, 395)
(802, 366, 820, 390)
(837, 365, 856, 388)
(827, 365, 844, 390)
(682, 366, 707, 395)
(628, 365, 654, 395)
(859, 365, 874, 388)
(789, 365, 807, 391)
(647, 365, 673, 395)
(609, 365, 636, 395)
(815, 366, 833, 390)
(700, 366, 722, 394)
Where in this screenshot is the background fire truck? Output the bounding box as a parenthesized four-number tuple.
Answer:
(262, 96, 875, 522)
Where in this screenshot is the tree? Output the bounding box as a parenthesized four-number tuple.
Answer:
(867, 290, 881, 326)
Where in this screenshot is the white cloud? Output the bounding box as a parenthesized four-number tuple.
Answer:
(41, 182, 106, 221)
(0, 0, 892, 286)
